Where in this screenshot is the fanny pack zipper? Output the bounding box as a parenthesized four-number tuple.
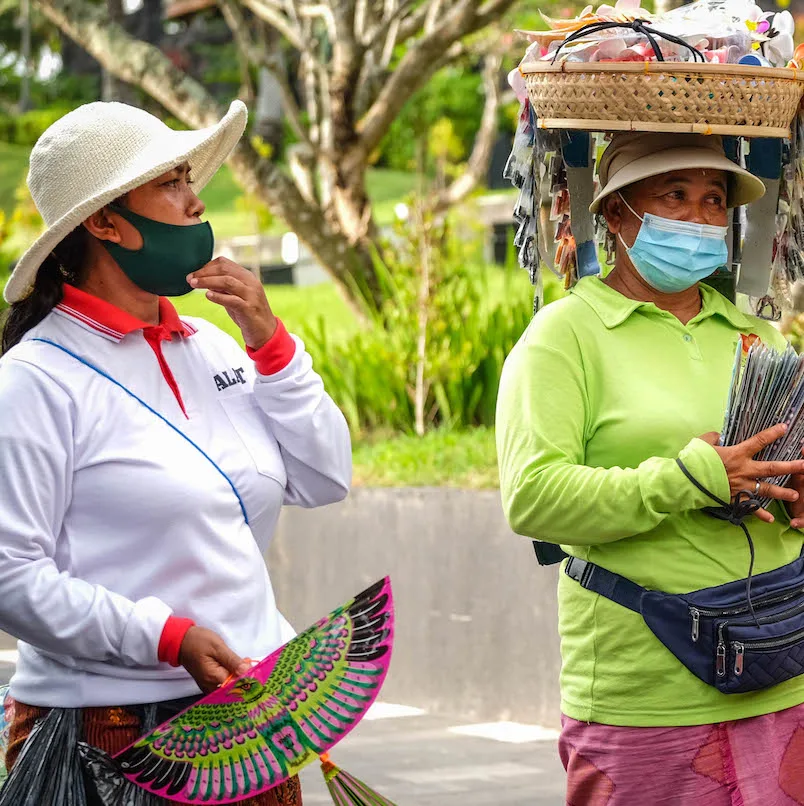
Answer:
(714, 600, 804, 677)
(731, 626, 804, 677)
(689, 585, 804, 641)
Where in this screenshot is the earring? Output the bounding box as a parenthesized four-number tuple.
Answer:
(605, 231, 616, 265)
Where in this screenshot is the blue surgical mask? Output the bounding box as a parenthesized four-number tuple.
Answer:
(617, 194, 728, 294)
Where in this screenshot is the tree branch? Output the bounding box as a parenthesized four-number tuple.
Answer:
(297, 3, 337, 42)
(331, 0, 357, 44)
(216, 0, 257, 103)
(349, 0, 514, 171)
(361, 0, 416, 49)
(239, 0, 307, 54)
(394, 0, 455, 43)
(218, 0, 312, 150)
(433, 51, 502, 212)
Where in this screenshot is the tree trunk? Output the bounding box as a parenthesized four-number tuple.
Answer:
(102, 0, 135, 103)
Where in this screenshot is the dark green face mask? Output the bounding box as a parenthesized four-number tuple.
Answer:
(100, 204, 214, 297)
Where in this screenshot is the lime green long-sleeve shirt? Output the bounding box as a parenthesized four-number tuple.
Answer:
(496, 276, 804, 726)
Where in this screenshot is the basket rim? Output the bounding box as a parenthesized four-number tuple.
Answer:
(533, 117, 792, 138)
(520, 60, 804, 81)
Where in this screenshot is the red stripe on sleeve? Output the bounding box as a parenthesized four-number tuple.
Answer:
(158, 616, 196, 667)
(247, 319, 296, 376)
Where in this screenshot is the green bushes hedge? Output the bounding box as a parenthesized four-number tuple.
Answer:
(303, 214, 535, 435)
(0, 107, 75, 147)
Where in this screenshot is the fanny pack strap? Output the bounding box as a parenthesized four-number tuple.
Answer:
(563, 556, 646, 614)
(31, 337, 249, 525)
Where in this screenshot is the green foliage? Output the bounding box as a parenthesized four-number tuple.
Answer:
(0, 208, 9, 302)
(782, 314, 804, 353)
(0, 142, 29, 216)
(1, 180, 42, 270)
(0, 106, 74, 146)
(302, 213, 533, 436)
(378, 65, 484, 173)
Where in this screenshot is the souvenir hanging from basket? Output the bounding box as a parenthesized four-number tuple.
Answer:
(504, 0, 804, 321)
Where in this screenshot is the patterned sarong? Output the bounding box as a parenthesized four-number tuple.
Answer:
(560, 703, 804, 806)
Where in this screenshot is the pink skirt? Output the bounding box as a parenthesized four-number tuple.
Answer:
(559, 704, 804, 806)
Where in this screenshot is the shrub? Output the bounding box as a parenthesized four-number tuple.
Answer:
(0, 107, 74, 147)
(301, 206, 533, 435)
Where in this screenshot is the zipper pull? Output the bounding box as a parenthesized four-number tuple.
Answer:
(716, 641, 726, 677)
(690, 609, 700, 642)
(734, 643, 744, 676)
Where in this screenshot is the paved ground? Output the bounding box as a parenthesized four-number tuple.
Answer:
(298, 710, 566, 805)
(0, 634, 566, 805)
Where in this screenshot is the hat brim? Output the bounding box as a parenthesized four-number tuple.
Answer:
(589, 147, 766, 214)
(5, 100, 248, 304)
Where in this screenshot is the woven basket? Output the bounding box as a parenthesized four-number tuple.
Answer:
(521, 62, 804, 138)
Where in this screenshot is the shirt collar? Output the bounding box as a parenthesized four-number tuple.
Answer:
(570, 276, 756, 331)
(55, 284, 196, 343)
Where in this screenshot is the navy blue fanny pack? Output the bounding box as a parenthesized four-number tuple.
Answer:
(565, 552, 804, 693)
(562, 459, 804, 694)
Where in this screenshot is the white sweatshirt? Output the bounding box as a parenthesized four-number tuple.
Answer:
(0, 285, 351, 707)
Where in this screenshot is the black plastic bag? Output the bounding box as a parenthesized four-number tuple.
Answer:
(0, 704, 165, 805)
(79, 742, 165, 806)
(0, 707, 87, 806)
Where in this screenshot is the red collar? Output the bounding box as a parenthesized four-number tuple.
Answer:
(55, 285, 196, 342)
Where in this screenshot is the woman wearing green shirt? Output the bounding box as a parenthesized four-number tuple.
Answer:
(497, 132, 804, 805)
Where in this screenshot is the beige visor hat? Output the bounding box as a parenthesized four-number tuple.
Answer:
(589, 132, 767, 214)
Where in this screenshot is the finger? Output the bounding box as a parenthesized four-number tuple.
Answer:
(698, 432, 720, 446)
(205, 290, 249, 309)
(791, 518, 804, 529)
(190, 274, 250, 297)
(189, 258, 253, 281)
(213, 642, 247, 676)
(751, 459, 804, 477)
(756, 482, 800, 503)
(742, 423, 788, 456)
(755, 507, 775, 524)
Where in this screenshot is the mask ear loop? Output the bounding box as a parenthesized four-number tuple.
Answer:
(615, 192, 643, 253)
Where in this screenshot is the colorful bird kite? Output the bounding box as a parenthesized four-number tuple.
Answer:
(115, 578, 394, 804)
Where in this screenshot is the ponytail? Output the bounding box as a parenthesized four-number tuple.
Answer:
(2, 226, 89, 354)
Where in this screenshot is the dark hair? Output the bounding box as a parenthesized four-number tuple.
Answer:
(2, 226, 90, 354)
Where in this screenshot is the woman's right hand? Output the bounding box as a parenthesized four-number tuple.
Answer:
(699, 424, 804, 523)
(178, 626, 251, 693)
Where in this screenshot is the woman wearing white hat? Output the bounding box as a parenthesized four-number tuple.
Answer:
(0, 100, 351, 804)
(497, 132, 804, 804)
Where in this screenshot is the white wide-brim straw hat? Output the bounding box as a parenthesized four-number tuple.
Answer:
(589, 132, 766, 214)
(5, 99, 248, 304)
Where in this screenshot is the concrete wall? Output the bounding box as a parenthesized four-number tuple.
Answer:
(267, 488, 563, 728)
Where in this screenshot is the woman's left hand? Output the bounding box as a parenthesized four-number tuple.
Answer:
(188, 258, 278, 350)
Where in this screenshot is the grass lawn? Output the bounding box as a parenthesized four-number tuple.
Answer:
(352, 427, 499, 489)
(200, 165, 419, 239)
(0, 143, 29, 216)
